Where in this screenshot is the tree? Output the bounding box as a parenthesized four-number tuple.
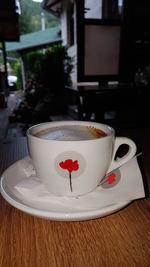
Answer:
(19, 0, 60, 34)
(24, 44, 73, 93)
(12, 44, 74, 123)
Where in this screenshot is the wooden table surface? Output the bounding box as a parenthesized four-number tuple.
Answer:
(0, 129, 150, 267)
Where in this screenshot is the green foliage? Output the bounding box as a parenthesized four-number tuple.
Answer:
(19, 5, 32, 34)
(25, 51, 44, 81)
(0, 55, 4, 71)
(25, 44, 74, 93)
(19, 0, 60, 34)
(13, 61, 22, 90)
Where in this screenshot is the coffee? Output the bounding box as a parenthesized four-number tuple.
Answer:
(33, 125, 107, 141)
(28, 121, 136, 196)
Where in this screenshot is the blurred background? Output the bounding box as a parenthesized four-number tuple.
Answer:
(1, 0, 150, 142)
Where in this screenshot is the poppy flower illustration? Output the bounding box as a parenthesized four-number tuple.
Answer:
(100, 169, 121, 189)
(59, 159, 79, 192)
(107, 173, 116, 184)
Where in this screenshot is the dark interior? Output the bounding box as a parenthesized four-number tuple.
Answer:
(1, 0, 150, 141)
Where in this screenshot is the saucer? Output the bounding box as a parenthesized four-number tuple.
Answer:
(0, 157, 131, 221)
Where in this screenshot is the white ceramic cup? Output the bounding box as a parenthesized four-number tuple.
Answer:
(27, 121, 136, 197)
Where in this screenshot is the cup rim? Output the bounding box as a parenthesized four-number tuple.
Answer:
(26, 120, 115, 142)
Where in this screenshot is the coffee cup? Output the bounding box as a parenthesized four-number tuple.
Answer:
(27, 121, 136, 197)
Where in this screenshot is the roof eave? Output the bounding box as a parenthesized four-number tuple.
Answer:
(41, 0, 61, 17)
(7, 39, 61, 53)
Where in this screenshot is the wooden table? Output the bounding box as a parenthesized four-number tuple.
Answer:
(0, 130, 150, 267)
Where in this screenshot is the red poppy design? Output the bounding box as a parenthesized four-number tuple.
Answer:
(107, 173, 116, 184)
(59, 159, 79, 173)
(59, 159, 79, 192)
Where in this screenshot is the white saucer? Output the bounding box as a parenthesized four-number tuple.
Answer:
(0, 157, 130, 221)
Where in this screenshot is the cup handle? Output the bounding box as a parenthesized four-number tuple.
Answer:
(107, 137, 137, 172)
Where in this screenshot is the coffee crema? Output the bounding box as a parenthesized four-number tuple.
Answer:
(33, 125, 107, 141)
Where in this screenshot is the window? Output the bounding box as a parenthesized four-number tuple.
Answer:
(84, 0, 123, 20)
(84, 0, 102, 19)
